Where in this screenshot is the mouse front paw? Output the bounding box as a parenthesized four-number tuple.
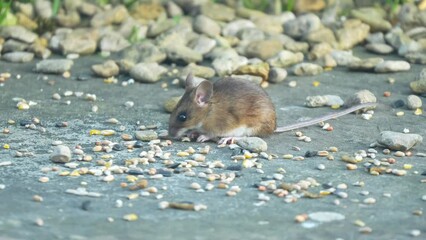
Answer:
(217, 137, 240, 145)
(196, 135, 211, 142)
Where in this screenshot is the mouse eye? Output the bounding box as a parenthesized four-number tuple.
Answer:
(177, 112, 187, 122)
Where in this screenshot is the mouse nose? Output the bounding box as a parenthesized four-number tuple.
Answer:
(168, 126, 178, 138)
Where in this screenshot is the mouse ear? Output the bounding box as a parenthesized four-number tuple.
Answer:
(194, 80, 213, 107)
(185, 73, 196, 91)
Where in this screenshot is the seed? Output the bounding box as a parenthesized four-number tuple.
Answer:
(283, 154, 293, 159)
(346, 163, 357, 170)
(103, 175, 114, 182)
(412, 210, 423, 216)
(33, 195, 43, 202)
(190, 182, 201, 190)
(288, 81, 297, 87)
(317, 151, 329, 157)
(394, 151, 405, 157)
(403, 164, 412, 170)
(337, 183, 347, 189)
(123, 213, 138, 221)
(383, 149, 391, 154)
(317, 164, 325, 170)
(392, 169, 407, 176)
(127, 193, 139, 200)
(363, 197, 376, 204)
(414, 108, 422, 115)
(359, 226, 372, 234)
(383, 91, 391, 97)
(294, 214, 308, 223)
(101, 130, 115, 136)
(354, 220, 366, 227)
(293, 156, 304, 161)
(34, 218, 44, 227)
(410, 230, 421, 237)
(177, 151, 190, 157)
(396, 111, 404, 116)
(39, 177, 49, 183)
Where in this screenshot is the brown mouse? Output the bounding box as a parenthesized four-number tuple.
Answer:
(168, 74, 376, 143)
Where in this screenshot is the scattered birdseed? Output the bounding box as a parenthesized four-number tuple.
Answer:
(123, 213, 138, 221)
(410, 230, 421, 237)
(359, 226, 372, 234)
(34, 218, 44, 227)
(363, 197, 376, 204)
(317, 164, 325, 170)
(32, 195, 43, 202)
(39, 177, 49, 183)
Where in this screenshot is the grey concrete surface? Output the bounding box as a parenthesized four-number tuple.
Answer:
(0, 49, 425, 240)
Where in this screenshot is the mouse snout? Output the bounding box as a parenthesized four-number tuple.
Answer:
(168, 126, 179, 138)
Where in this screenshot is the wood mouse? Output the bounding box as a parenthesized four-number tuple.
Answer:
(168, 74, 376, 144)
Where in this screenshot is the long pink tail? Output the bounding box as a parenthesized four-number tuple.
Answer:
(275, 103, 377, 133)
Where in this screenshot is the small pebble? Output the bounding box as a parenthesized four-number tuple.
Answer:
(363, 197, 376, 204)
(34, 218, 44, 227)
(317, 164, 325, 170)
(410, 230, 421, 237)
(39, 177, 49, 183)
(33, 195, 43, 202)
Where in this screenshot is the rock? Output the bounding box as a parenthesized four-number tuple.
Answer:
(245, 40, 283, 61)
(59, 37, 97, 55)
(374, 60, 411, 73)
(129, 62, 167, 83)
(385, 28, 411, 49)
(2, 39, 29, 53)
(365, 43, 394, 54)
(91, 60, 119, 78)
(29, 40, 51, 59)
(2, 52, 34, 63)
(200, 2, 235, 22)
(234, 62, 270, 81)
(35, 59, 74, 74)
(252, 15, 283, 34)
(230, 74, 263, 85)
(164, 96, 181, 113)
(330, 50, 361, 66)
(267, 50, 304, 68)
(135, 130, 158, 141)
(407, 95, 422, 109)
(90, 5, 129, 27)
(378, 131, 423, 151)
(308, 212, 345, 223)
(316, 54, 337, 68)
(236, 137, 267, 153)
(119, 18, 148, 39)
(78, 2, 98, 16)
(309, 42, 333, 60)
(193, 15, 221, 37)
(56, 11, 81, 28)
(181, 64, 215, 79)
(294, 0, 326, 13)
(305, 28, 337, 45)
(237, 28, 265, 42)
(16, 13, 38, 30)
(348, 57, 384, 71)
(166, 1, 183, 17)
(147, 19, 176, 38)
(117, 59, 135, 73)
(345, 90, 377, 111)
(405, 52, 426, 65)
(268, 67, 287, 83)
(50, 145, 72, 163)
(284, 41, 310, 53)
(293, 63, 323, 76)
(188, 35, 216, 56)
(336, 19, 370, 50)
(222, 19, 256, 37)
(99, 33, 130, 52)
(130, 2, 165, 21)
(398, 40, 423, 56)
(366, 32, 386, 44)
(305, 95, 344, 107)
(212, 55, 248, 77)
(165, 45, 203, 64)
(284, 13, 321, 38)
(35, 0, 53, 19)
(0, 26, 38, 44)
(351, 7, 392, 32)
(121, 42, 166, 63)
